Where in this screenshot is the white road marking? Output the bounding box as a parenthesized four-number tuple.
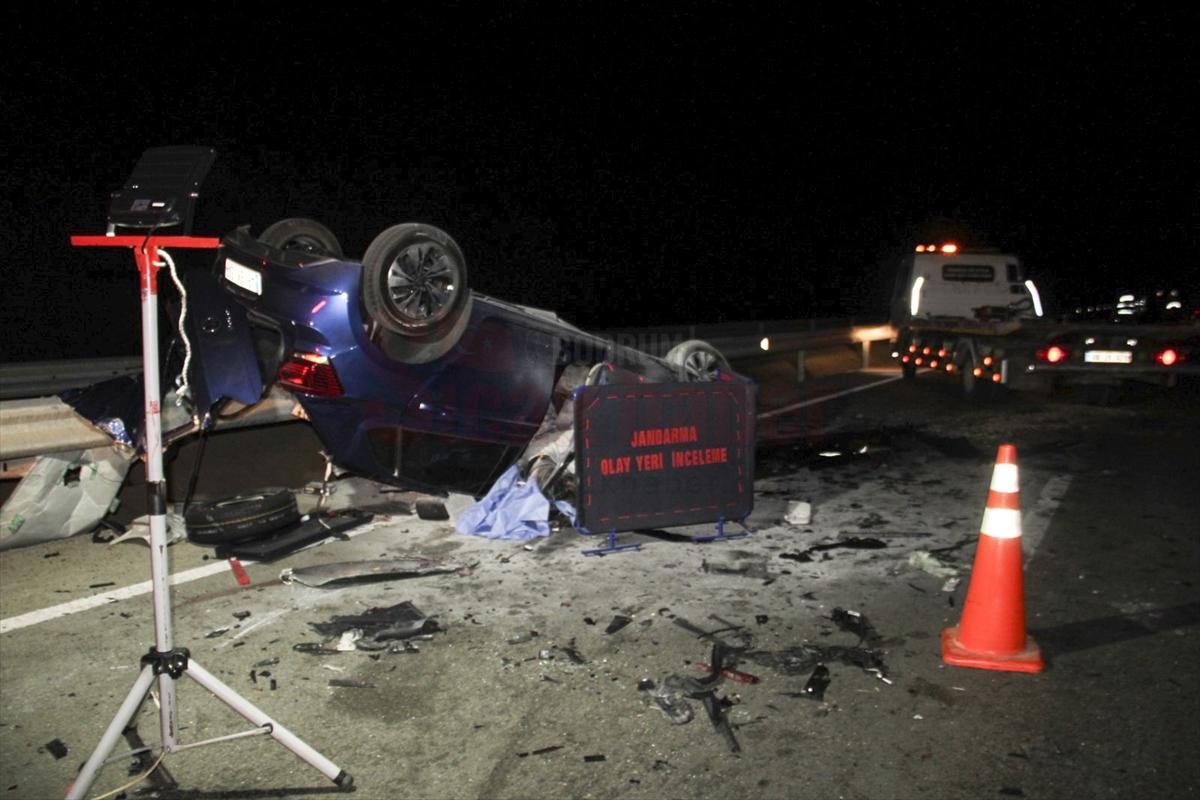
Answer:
(1022, 474, 1072, 564)
(757, 375, 903, 420)
(0, 518, 385, 635)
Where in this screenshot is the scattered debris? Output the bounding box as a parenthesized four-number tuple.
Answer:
(560, 642, 587, 664)
(801, 664, 831, 700)
(216, 509, 373, 561)
(335, 630, 363, 651)
(780, 536, 888, 562)
(605, 615, 633, 634)
(204, 627, 229, 639)
(88, 582, 116, 589)
(507, 631, 539, 645)
(942, 577, 961, 593)
(695, 662, 760, 684)
(310, 601, 441, 652)
(755, 614, 769, 625)
(281, 555, 469, 587)
(830, 607, 880, 644)
(583, 754, 607, 763)
(908, 550, 959, 579)
(517, 745, 564, 758)
(228, 558, 251, 586)
(784, 501, 812, 525)
(744, 642, 887, 679)
(645, 644, 742, 753)
(640, 679, 695, 724)
(253, 656, 280, 668)
(292, 642, 341, 656)
(328, 679, 374, 689)
(702, 559, 771, 580)
(233, 610, 252, 621)
(44, 739, 68, 760)
(415, 499, 451, 520)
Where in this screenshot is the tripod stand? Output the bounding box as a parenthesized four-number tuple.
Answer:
(66, 234, 352, 798)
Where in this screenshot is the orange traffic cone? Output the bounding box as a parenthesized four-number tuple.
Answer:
(941, 444, 1044, 673)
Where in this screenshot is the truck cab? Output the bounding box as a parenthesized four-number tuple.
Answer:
(890, 244, 1044, 325)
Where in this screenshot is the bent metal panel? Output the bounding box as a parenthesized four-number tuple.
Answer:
(573, 381, 755, 532)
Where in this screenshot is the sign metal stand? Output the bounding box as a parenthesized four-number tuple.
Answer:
(65, 234, 352, 798)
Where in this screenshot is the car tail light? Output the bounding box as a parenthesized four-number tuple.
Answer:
(278, 353, 343, 396)
(1036, 346, 1069, 364)
(1155, 348, 1180, 366)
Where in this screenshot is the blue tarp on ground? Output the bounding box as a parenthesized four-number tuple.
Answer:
(456, 464, 575, 540)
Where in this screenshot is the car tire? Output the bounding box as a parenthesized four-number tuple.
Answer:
(184, 488, 300, 546)
(362, 223, 470, 341)
(666, 340, 731, 382)
(259, 218, 344, 259)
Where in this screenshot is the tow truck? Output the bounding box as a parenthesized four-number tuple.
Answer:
(888, 243, 1199, 397)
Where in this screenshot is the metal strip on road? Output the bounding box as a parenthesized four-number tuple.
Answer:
(756, 374, 903, 419)
(0, 518, 384, 635)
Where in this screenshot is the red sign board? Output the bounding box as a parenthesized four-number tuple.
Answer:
(573, 381, 755, 532)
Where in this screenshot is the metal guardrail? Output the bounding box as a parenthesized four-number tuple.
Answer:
(0, 317, 896, 462)
(0, 356, 142, 401)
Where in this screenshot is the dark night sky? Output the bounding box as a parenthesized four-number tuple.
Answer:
(3, 3, 1197, 361)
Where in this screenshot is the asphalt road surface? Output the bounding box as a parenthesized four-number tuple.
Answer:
(1, 366, 1197, 799)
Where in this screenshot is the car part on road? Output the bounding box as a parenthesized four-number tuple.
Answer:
(800, 664, 831, 701)
(184, 488, 300, 545)
(258, 217, 344, 258)
(309, 601, 439, 643)
(830, 607, 881, 644)
(279, 555, 468, 587)
(214, 509, 373, 561)
(744, 642, 887, 677)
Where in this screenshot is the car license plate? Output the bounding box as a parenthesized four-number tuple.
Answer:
(1084, 350, 1132, 364)
(225, 258, 262, 295)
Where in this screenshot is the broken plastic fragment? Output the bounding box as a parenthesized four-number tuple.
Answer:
(280, 556, 467, 587)
(831, 607, 880, 644)
(605, 615, 632, 634)
(640, 680, 695, 724)
(802, 664, 831, 700)
(44, 739, 69, 760)
(784, 501, 812, 525)
(335, 629, 363, 651)
(908, 550, 959, 579)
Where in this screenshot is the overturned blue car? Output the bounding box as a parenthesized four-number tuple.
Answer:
(184, 218, 735, 496)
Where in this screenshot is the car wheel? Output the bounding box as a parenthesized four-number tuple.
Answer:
(666, 340, 731, 382)
(362, 223, 470, 340)
(258, 218, 344, 258)
(184, 488, 300, 546)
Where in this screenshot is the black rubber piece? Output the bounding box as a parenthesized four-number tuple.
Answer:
(215, 510, 372, 562)
(185, 488, 300, 546)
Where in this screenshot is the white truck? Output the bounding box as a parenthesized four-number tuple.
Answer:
(888, 243, 1199, 396)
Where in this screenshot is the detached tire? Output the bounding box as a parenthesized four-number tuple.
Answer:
(185, 488, 300, 546)
(259, 218, 344, 259)
(361, 223, 469, 341)
(666, 339, 731, 382)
